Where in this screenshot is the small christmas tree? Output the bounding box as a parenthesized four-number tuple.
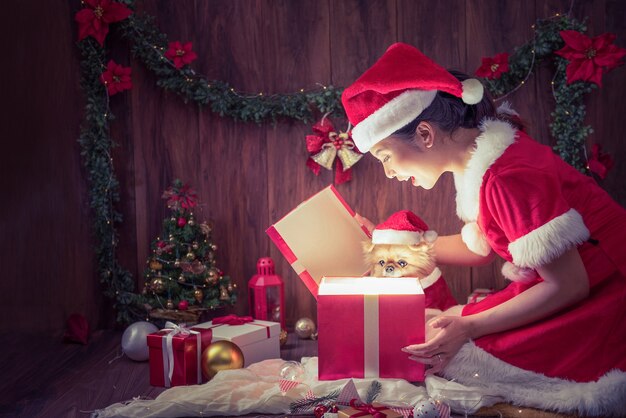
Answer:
(140, 179, 236, 321)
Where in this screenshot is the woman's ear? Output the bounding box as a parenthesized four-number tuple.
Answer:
(415, 122, 435, 149)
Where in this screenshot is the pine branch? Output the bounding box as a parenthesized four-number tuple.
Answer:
(289, 389, 340, 414)
(365, 381, 382, 404)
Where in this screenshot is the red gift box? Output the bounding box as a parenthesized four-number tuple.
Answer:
(266, 185, 371, 299)
(147, 322, 213, 387)
(318, 277, 425, 381)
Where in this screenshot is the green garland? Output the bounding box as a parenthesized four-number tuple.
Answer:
(76, 2, 603, 323)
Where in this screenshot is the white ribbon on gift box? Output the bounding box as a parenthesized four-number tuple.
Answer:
(161, 321, 202, 387)
(363, 294, 379, 378)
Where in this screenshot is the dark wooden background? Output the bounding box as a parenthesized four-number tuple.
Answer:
(2, 0, 625, 336)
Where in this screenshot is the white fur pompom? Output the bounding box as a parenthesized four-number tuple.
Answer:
(461, 222, 491, 256)
(501, 261, 538, 283)
(423, 230, 438, 243)
(461, 78, 484, 105)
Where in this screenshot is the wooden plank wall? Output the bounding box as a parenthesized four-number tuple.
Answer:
(2, 0, 625, 334)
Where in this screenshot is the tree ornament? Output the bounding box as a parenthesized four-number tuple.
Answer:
(413, 397, 450, 418)
(192, 241, 199, 250)
(188, 217, 195, 226)
(201, 340, 244, 380)
(279, 328, 288, 346)
(149, 259, 162, 270)
(306, 119, 363, 184)
(174, 259, 181, 267)
(227, 283, 234, 292)
(169, 234, 175, 242)
(193, 287, 204, 303)
(177, 217, 187, 227)
(211, 244, 218, 251)
(200, 222, 211, 235)
(208, 267, 219, 279)
(150, 277, 165, 294)
(555, 30, 626, 87)
(219, 286, 230, 301)
(178, 299, 189, 311)
(177, 274, 186, 283)
(170, 217, 176, 222)
(186, 251, 195, 260)
(294, 317, 316, 339)
(165, 299, 175, 309)
(162, 182, 198, 211)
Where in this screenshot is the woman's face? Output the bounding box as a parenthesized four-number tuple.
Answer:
(369, 134, 445, 190)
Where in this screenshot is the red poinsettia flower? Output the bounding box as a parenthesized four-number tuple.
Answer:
(100, 60, 132, 95)
(587, 143, 614, 179)
(164, 41, 198, 69)
(75, 0, 132, 46)
(475, 52, 509, 79)
(555, 30, 626, 87)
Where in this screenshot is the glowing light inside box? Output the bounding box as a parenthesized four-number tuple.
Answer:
(318, 277, 424, 295)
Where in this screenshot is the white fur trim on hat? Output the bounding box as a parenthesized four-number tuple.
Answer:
(351, 89, 437, 152)
(438, 342, 626, 416)
(509, 208, 590, 268)
(461, 78, 484, 104)
(371, 229, 422, 245)
(461, 222, 491, 256)
(501, 261, 538, 283)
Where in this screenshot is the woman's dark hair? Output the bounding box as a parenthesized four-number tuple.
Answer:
(392, 70, 522, 141)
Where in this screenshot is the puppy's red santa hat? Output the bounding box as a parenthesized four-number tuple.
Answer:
(372, 210, 438, 245)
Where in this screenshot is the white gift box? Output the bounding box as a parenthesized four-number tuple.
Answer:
(194, 319, 281, 367)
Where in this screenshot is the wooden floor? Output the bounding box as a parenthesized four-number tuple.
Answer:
(0, 329, 317, 418)
(0, 331, 576, 418)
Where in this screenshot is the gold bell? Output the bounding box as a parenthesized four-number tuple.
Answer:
(337, 145, 363, 170)
(311, 146, 337, 170)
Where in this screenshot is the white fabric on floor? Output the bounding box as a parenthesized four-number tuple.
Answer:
(92, 357, 430, 417)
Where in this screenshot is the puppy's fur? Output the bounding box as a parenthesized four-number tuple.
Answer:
(363, 241, 436, 279)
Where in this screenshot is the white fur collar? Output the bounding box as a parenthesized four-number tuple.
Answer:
(454, 119, 518, 222)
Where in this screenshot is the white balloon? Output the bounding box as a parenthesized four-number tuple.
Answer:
(121, 321, 158, 361)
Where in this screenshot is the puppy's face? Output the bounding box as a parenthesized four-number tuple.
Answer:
(363, 242, 436, 278)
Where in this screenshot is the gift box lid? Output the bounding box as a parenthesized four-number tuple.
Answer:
(266, 185, 371, 299)
(193, 319, 280, 347)
(146, 327, 213, 350)
(318, 276, 424, 295)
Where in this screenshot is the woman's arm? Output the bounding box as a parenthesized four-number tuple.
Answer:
(433, 234, 495, 266)
(403, 247, 590, 373)
(465, 247, 589, 338)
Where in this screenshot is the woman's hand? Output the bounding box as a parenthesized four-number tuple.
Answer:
(355, 213, 376, 233)
(402, 315, 472, 375)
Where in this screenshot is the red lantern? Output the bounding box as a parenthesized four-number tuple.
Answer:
(248, 257, 285, 328)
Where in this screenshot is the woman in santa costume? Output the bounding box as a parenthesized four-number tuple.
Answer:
(344, 42, 626, 415)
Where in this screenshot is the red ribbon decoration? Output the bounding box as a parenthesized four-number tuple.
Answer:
(349, 399, 388, 418)
(587, 143, 614, 180)
(212, 314, 254, 325)
(306, 119, 361, 185)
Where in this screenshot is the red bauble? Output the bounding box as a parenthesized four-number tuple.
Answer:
(177, 217, 187, 227)
(313, 405, 328, 418)
(178, 300, 189, 311)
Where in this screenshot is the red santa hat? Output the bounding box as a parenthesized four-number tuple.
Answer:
(372, 210, 438, 245)
(341, 42, 484, 152)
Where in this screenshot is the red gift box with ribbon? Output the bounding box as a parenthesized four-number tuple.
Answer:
(193, 315, 280, 367)
(147, 322, 213, 387)
(318, 277, 425, 381)
(337, 400, 403, 418)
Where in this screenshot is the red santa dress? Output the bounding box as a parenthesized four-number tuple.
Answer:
(450, 119, 626, 385)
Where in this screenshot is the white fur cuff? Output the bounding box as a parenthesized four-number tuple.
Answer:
(501, 261, 538, 283)
(508, 208, 590, 268)
(461, 222, 491, 256)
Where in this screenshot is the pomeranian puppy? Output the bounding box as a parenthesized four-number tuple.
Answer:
(363, 241, 436, 279)
(362, 210, 458, 317)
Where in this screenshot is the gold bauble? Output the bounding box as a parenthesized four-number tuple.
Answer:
(211, 244, 218, 251)
(227, 283, 234, 292)
(150, 278, 165, 294)
(279, 329, 288, 346)
(170, 217, 176, 222)
(169, 234, 175, 242)
(166, 299, 175, 310)
(201, 341, 244, 380)
(219, 286, 230, 301)
(178, 275, 186, 284)
(294, 317, 316, 339)
(205, 275, 217, 285)
(174, 259, 181, 267)
(186, 251, 195, 260)
(208, 268, 218, 278)
(188, 218, 195, 226)
(193, 287, 204, 303)
(149, 260, 163, 270)
(192, 242, 199, 250)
